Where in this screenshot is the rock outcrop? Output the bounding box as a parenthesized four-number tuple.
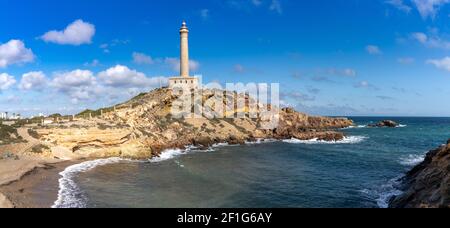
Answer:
(389, 140, 450, 208)
(368, 120, 399, 128)
(30, 88, 353, 160)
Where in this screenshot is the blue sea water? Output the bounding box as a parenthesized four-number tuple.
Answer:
(53, 117, 450, 208)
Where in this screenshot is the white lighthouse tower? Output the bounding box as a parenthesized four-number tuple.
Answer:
(169, 21, 199, 90)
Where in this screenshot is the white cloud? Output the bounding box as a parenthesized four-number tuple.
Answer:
(327, 68, 357, 77)
(354, 81, 380, 90)
(84, 59, 100, 67)
(41, 19, 95, 45)
(269, 0, 283, 14)
(412, 0, 450, 19)
(51, 69, 99, 103)
(200, 9, 210, 20)
(366, 45, 382, 55)
(0, 40, 35, 68)
(386, 0, 413, 13)
(233, 64, 245, 73)
(98, 65, 167, 88)
(411, 32, 450, 49)
(251, 0, 263, 6)
(0, 73, 16, 90)
(281, 91, 316, 102)
(46, 65, 169, 104)
(427, 56, 450, 71)
(397, 57, 415, 64)
(164, 57, 200, 72)
(52, 69, 96, 90)
(411, 32, 428, 43)
(132, 52, 154, 65)
(19, 71, 47, 90)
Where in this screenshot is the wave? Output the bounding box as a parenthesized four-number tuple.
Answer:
(245, 138, 277, 145)
(343, 124, 407, 129)
(399, 154, 425, 166)
(342, 125, 367, 129)
(52, 157, 124, 208)
(149, 149, 184, 163)
(212, 142, 230, 148)
(52, 148, 190, 208)
(360, 176, 404, 208)
(282, 136, 368, 144)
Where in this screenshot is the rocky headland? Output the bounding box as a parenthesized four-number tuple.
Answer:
(390, 140, 450, 208)
(24, 88, 353, 160)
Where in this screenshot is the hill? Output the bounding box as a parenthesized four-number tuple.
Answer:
(29, 88, 353, 160)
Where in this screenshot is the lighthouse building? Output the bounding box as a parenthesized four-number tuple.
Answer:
(169, 21, 199, 90)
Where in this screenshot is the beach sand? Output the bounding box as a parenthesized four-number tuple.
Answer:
(0, 158, 75, 208)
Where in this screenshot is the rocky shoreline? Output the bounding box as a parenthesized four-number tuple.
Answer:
(25, 88, 354, 160)
(389, 140, 450, 208)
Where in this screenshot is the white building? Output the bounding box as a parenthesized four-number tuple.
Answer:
(169, 21, 200, 90)
(7, 113, 21, 120)
(0, 112, 6, 119)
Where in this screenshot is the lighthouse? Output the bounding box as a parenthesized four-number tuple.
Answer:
(169, 21, 199, 90)
(180, 21, 189, 78)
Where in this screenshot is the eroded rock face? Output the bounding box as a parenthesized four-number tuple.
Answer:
(32, 89, 354, 160)
(368, 120, 399, 128)
(389, 140, 450, 208)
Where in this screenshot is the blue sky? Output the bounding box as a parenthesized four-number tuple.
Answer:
(0, 0, 449, 117)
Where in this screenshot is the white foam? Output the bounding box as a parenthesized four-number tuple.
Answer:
(399, 154, 425, 166)
(174, 160, 185, 168)
(212, 142, 229, 147)
(52, 157, 124, 208)
(282, 136, 368, 144)
(376, 177, 404, 208)
(397, 124, 407, 128)
(360, 176, 404, 208)
(52, 148, 192, 208)
(245, 138, 277, 145)
(342, 125, 367, 129)
(150, 149, 184, 163)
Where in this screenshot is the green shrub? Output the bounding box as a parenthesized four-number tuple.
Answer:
(31, 144, 50, 154)
(28, 129, 40, 139)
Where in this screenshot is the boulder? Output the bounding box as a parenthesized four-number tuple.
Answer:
(368, 120, 399, 128)
(193, 136, 213, 148)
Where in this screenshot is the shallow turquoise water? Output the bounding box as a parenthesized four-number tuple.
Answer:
(63, 117, 450, 208)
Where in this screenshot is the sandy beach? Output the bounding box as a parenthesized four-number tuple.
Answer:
(0, 158, 76, 208)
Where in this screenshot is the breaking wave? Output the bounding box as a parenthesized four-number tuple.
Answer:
(245, 138, 277, 145)
(282, 136, 368, 144)
(52, 148, 189, 208)
(52, 157, 125, 208)
(360, 176, 404, 208)
(399, 154, 425, 166)
(342, 125, 367, 129)
(150, 149, 184, 163)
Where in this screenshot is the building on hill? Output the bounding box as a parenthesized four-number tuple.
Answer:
(169, 21, 200, 90)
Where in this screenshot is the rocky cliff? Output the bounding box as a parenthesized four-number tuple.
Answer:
(390, 140, 450, 208)
(32, 88, 353, 160)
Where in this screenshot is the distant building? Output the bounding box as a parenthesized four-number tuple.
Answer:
(169, 21, 199, 90)
(9, 113, 21, 120)
(43, 118, 54, 125)
(0, 112, 21, 120)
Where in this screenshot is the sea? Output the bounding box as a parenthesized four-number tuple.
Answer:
(51, 117, 450, 208)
